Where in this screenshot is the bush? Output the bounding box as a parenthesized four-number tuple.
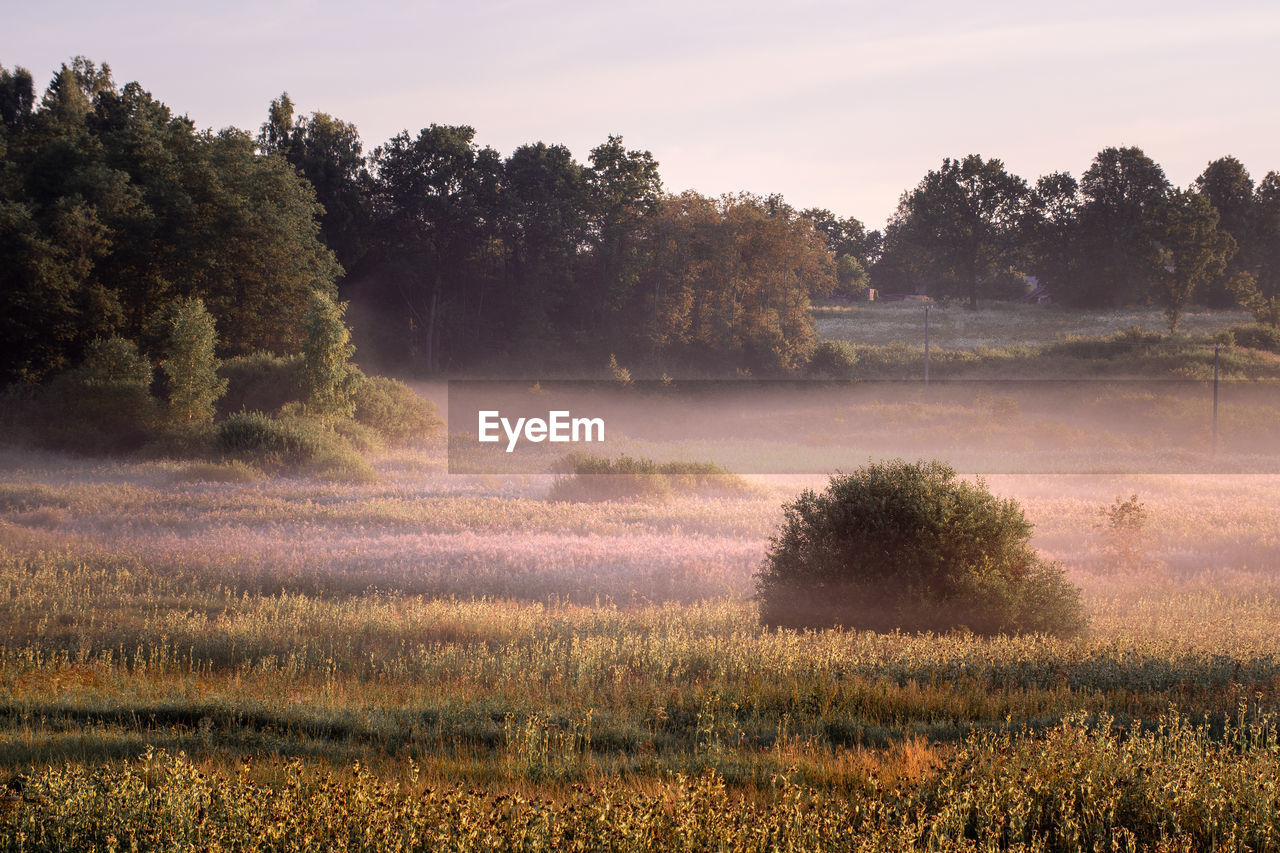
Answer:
(755, 459, 1086, 636)
(161, 297, 227, 426)
(806, 340, 859, 378)
(36, 336, 161, 454)
(1228, 325, 1280, 353)
(1098, 493, 1149, 574)
(217, 353, 304, 416)
(549, 454, 750, 502)
(352, 376, 443, 445)
(216, 410, 375, 481)
(302, 291, 359, 420)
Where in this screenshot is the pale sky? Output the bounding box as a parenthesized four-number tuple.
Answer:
(6, 0, 1279, 227)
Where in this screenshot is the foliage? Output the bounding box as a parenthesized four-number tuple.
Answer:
(160, 297, 226, 425)
(258, 92, 371, 272)
(215, 409, 373, 480)
(806, 340, 859, 378)
(217, 352, 304, 416)
(881, 155, 1028, 308)
(638, 192, 831, 371)
(1073, 146, 1171, 307)
(0, 60, 340, 383)
(1098, 494, 1149, 574)
(1023, 172, 1083, 301)
(607, 353, 632, 385)
(301, 291, 359, 421)
(1233, 171, 1280, 327)
(549, 453, 750, 502)
(756, 459, 1086, 635)
(368, 124, 503, 372)
(1194, 156, 1257, 307)
(34, 336, 159, 453)
(351, 375, 442, 445)
(1228, 324, 1280, 352)
(1145, 189, 1236, 332)
(79, 335, 152, 387)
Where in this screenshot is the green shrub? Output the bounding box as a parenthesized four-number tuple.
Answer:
(36, 336, 161, 454)
(806, 340, 859, 378)
(216, 410, 375, 481)
(352, 376, 443, 445)
(217, 410, 320, 461)
(161, 297, 227, 425)
(1228, 325, 1280, 353)
(218, 353, 304, 416)
(549, 454, 750, 502)
(302, 291, 359, 420)
(755, 459, 1086, 636)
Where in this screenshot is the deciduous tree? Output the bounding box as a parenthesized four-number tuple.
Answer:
(1077, 146, 1170, 306)
(1146, 189, 1236, 332)
(886, 155, 1029, 307)
(161, 297, 227, 425)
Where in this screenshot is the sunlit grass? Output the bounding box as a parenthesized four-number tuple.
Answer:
(3, 439, 1280, 848)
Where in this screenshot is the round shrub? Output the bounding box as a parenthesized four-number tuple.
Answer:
(806, 340, 859, 378)
(216, 410, 375, 480)
(755, 459, 1086, 636)
(352, 375, 443, 445)
(216, 410, 322, 464)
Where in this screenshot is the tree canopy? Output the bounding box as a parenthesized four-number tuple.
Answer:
(0, 59, 339, 383)
(5, 56, 1280, 388)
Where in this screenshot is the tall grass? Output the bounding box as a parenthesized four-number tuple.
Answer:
(2, 436, 1280, 848)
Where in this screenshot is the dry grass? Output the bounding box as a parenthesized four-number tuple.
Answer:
(2, 368, 1280, 848)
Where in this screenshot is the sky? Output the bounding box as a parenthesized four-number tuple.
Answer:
(6, 0, 1280, 228)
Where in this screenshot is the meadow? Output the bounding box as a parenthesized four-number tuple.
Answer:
(812, 302, 1256, 351)
(3, 305, 1280, 850)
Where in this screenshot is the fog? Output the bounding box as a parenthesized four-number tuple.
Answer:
(447, 379, 1280, 475)
(3, 369, 1279, 610)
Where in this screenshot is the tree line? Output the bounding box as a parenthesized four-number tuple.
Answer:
(3, 58, 1279, 385)
(878, 150, 1280, 331)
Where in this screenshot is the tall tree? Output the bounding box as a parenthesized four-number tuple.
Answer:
(1077, 146, 1170, 306)
(0, 64, 35, 131)
(801, 208, 871, 298)
(258, 94, 371, 272)
(1194, 157, 1255, 307)
(1146, 189, 1236, 332)
(370, 124, 502, 372)
(1024, 172, 1083, 301)
(640, 192, 832, 370)
(585, 135, 662, 340)
(302, 290, 358, 421)
(1235, 172, 1280, 326)
(0, 61, 340, 382)
(500, 142, 588, 345)
(258, 92, 294, 156)
(886, 155, 1029, 307)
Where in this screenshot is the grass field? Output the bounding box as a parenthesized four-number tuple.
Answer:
(813, 302, 1255, 350)
(3, 444, 1280, 849)
(3, 306, 1280, 850)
